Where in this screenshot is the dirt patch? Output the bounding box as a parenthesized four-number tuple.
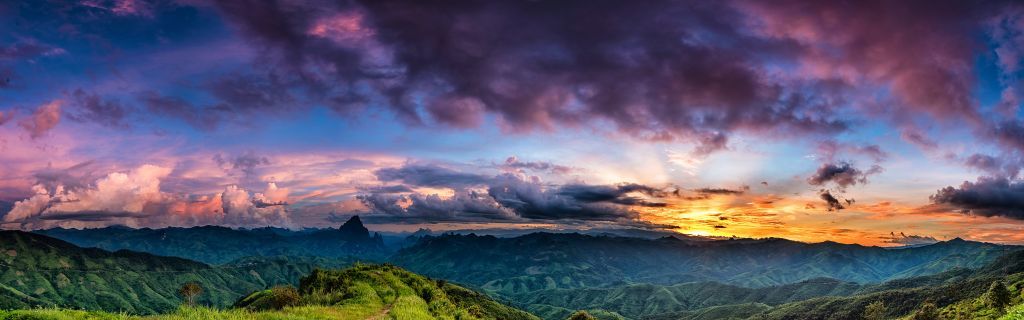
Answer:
(5, 249, 16, 257)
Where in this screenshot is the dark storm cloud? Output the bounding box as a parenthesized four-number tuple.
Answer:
(374, 164, 492, 188)
(693, 187, 748, 196)
(357, 191, 513, 223)
(556, 183, 668, 207)
(807, 162, 881, 190)
(204, 0, 857, 147)
(189, 0, 1024, 153)
(882, 232, 939, 246)
(819, 190, 845, 211)
(9, 0, 1018, 156)
(359, 163, 671, 223)
(931, 176, 1024, 219)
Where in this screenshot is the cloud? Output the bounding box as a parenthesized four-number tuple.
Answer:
(737, 0, 989, 125)
(964, 153, 1020, 179)
(693, 187, 749, 196)
(214, 151, 271, 179)
(0, 41, 66, 61)
(221, 184, 292, 227)
(354, 163, 671, 224)
(882, 232, 939, 246)
(807, 161, 881, 190)
(357, 191, 515, 223)
(19, 100, 62, 138)
(138, 91, 221, 131)
(931, 176, 1024, 219)
(205, 0, 856, 149)
(68, 89, 131, 128)
(2, 164, 294, 229)
(901, 129, 939, 149)
(4, 164, 172, 226)
(501, 156, 571, 174)
(374, 163, 492, 188)
(358, 184, 413, 194)
(818, 189, 847, 211)
(817, 141, 889, 163)
(0, 110, 13, 125)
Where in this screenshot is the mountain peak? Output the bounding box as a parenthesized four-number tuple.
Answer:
(339, 215, 370, 240)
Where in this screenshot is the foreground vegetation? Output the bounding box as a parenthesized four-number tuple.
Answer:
(0, 264, 538, 320)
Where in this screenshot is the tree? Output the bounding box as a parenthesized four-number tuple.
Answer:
(567, 310, 597, 320)
(269, 286, 300, 310)
(179, 282, 203, 306)
(910, 301, 940, 320)
(985, 281, 1011, 312)
(863, 301, 886, 320)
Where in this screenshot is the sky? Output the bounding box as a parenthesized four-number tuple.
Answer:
(3, 0, 1024, 246)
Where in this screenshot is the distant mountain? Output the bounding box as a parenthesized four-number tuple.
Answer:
(392, 232, 1015, 295)
(0, 230, 350, 314)
(36, 215, 389, 264)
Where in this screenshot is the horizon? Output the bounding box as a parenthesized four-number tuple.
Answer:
(25, 214, 990, 248)
(5, 0, 1024, 247)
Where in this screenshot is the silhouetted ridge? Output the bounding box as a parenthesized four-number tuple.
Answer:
(338, 215, 370, 241)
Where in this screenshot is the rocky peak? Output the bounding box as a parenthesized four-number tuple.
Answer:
(339, 216, 370, 241)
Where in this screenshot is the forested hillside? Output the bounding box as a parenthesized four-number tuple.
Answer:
(391, 233, 1013, 295)
(0, 230, 349, 314)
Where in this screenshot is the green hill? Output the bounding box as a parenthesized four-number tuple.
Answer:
(0, 230, 350, 314)
(0, 264, 540, 320)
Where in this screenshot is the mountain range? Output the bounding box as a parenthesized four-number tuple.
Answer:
(4, 218, 1024, 319)
(390, 233, 1014, 294)
(36, 216, 389, 264)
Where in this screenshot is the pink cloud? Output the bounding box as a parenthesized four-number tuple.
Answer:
(19, 100, 62, 139)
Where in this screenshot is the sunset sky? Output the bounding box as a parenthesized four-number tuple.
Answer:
(3, 0, 1024, 246)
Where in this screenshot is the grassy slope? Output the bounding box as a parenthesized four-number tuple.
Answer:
(0, 264, 539, 320)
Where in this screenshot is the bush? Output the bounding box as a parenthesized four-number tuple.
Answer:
(568, 310, 597, 320)
(269, 286, 300, 310)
